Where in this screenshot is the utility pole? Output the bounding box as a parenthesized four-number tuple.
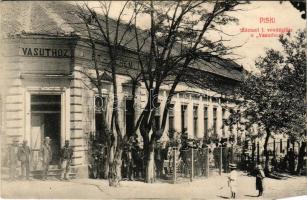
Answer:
(172, 147, 177, 184)
(219, 146, 222, 175)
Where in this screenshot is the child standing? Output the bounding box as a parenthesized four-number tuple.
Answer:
(228, 163, 238, 199)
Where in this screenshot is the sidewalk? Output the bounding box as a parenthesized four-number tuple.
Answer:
(1, 172, 306, 199)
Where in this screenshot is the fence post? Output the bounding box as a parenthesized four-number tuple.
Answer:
(205, 148, 209, 177)
(219, 146, 222, 175)
(273, 139, 276, 157)
(190, 148, 194, 182)
(172, 148, 177, 184)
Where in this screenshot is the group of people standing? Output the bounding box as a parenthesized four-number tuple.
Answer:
(122, 139, 144, 180)
(7, 137, 73, 181)
(89, 137, 146, 180)
(271, 148, 299, 174)
(8, 139, 31, 180)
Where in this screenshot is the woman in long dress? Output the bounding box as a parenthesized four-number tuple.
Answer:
(256, 165, 265, 197)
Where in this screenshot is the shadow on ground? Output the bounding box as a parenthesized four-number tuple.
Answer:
(245, 194, 259, 198)
(216, 195, 230, 199)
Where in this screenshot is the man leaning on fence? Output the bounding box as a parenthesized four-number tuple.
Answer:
(60, 140, 73, 180)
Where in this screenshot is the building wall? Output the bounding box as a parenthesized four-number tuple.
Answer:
(1, 36, 83, 174)
(1, 35, 242, 178)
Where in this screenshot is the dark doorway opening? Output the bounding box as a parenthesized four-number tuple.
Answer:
(31, 94, 61, 166)
(125, 99, 134, 137)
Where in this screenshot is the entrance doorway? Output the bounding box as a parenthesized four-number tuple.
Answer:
(30, 94, 61, 169)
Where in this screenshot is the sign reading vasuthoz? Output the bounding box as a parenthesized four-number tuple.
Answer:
(21, 47, 71, 57)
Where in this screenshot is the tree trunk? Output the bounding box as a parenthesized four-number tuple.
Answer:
(145, 146, 155, 183)
(296, 141, 306, 174)
(263, 129, 271, 175)
(141, 131, 156, 183)
(103, 150, 110, 179)
(108, 148, 122, 187)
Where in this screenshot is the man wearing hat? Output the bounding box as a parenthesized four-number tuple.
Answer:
(228, 163, 238, 199)
(8, 138, 19, 180)
(17, 140, 31, 180)
(40, 137, 52, 180)
(60, 140, 73, 180)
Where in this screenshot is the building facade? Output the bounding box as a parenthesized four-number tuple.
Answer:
(0, 1, 245, 177)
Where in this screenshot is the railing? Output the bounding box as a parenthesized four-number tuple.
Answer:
(161, 146, 242, 183)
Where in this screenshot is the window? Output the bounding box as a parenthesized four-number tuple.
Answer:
(181, 105, 188, 133)
(212, 97, 219, 103)
(204, 106, 208, 139)
(125, 99, 134, 137)
(192, 95, 200, 101)
(222, 108, 226, 137)
(154, 102, 161, 129)
(31, 95, 61, 112)
(213, 107, 217, 135)
(168, 104, 175, 131)
(95, 96, 106, 112)
(193, 106, 198, 138)
(95, 96, 106, 140)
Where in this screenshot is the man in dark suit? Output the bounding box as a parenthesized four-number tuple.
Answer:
(60, 140, 73, 180)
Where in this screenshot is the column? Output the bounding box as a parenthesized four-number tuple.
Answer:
(207, 97, 213, 137)
(61, 87, 70, 143)
(117, 79, 125, 132)
(224, 108, 230, 138)
(5, 79, 24, 144)
(187, 100, 193, 138)
(216, 105, 223, 137)
(198, 102, 204, 139)
(70, 66, 87, 178)
(173, 95, 181, 133)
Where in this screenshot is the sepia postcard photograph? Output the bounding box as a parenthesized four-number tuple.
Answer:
(0, 0, 306, 199)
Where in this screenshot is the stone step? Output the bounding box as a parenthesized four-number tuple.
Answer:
(2, 166, 77, 179)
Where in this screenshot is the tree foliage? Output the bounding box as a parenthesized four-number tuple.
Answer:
(131, 0, 244, 182)
(289, 0, 306, 19)
(71, 0, 245, 184)
(233, 30, 306, 171)
(241, 30, 305, 137)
